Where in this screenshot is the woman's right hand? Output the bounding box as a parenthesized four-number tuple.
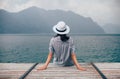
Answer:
(37, 52, 53, 70)
(37, 64, 47, 70)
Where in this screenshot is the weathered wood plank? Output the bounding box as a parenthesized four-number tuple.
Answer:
(95, 63, 120, 79)
(0, 63, 34, 79)
(26, 63, 102, 79)
(0, 63, 120, 79)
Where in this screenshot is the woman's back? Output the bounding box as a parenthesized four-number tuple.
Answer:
(49, 36, 75, 66)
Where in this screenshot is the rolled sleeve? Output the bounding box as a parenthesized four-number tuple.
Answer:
(70, 38, 75, 53)
(49, 38, 54, 53)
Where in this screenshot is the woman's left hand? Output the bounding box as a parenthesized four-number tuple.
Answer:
(77, 66, 87, 71)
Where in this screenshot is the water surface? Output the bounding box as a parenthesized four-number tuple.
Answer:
(0, 34, 120, 63)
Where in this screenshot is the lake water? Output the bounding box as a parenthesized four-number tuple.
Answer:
(0, 34, 120, 63)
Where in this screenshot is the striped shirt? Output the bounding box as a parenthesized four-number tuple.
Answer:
(49, 36, 75, 66)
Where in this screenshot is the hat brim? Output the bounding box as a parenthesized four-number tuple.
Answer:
(53, 25, 70, 34)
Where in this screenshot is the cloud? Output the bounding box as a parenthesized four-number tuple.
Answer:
(112, 0, 120, 25)
(0, 0, 119, 26)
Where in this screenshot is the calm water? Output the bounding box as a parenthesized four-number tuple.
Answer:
(0, 34, 120, 63)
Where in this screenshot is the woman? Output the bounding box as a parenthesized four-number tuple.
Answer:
(37, 21, 86, 71)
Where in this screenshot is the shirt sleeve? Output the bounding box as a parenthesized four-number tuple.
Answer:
(70, 37, 75, 53)
(49, 38, 54, 53)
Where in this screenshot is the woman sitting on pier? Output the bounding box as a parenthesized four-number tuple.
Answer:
(38, 21, 86, 71)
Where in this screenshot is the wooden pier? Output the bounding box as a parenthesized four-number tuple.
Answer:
(0, 63, 120, 79)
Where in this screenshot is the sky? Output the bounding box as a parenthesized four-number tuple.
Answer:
(0, 0, 120, 26)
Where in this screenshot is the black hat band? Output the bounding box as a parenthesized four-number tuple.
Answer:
(56, 28, 66, 32)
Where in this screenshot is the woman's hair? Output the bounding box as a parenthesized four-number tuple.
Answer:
(54, 34, 70, 42)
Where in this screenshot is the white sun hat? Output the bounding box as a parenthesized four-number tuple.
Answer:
(53, 21, 70, 34)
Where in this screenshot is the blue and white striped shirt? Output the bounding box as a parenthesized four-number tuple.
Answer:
(49, 36, 75, 66)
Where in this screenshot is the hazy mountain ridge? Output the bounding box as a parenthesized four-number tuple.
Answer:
(0, 6, 105, 34)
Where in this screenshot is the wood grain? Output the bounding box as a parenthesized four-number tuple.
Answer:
(0, 63, 119, 79)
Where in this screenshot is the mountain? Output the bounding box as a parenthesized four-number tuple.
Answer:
(102, 23, 120, 34)
(0, 6, 105, 34)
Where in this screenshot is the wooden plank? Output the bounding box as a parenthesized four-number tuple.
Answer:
(95, 63, 120, 79)
(26, 63, 102, 79)
(19, 63, 38, 79)
(0, 63, 34, 79)
(0, 63, 119, 79)
(91, 63, 107, 79)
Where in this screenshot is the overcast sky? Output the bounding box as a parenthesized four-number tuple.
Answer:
(0, 0, 120, 26)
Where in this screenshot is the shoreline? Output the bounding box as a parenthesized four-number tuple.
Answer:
(0, 33, 120, 36)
